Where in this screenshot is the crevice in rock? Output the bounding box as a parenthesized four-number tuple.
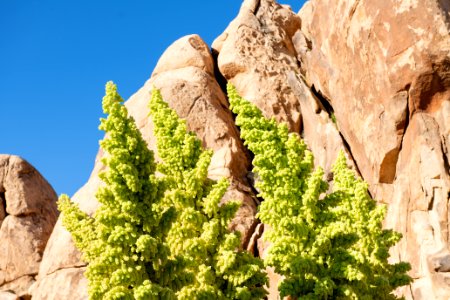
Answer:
(395, 84, 411, 178)
(14, 212, 37, 218)
(441, 139, 450, 179)
(211, 48, 228, 96)
(253, 0, 261, 16)
(437, 0, 450, 30)
(219, 79, 261, 196)
(310, 84, 334, 118)
(44, 264, 87, 278)
(242, 218, 260, 251)
(0, 274, 37, 287)
(308, 83, 365, 179)
(336, 131, 364, 179)
(186, 95, 202, 120)
(246, 169, 265, 205)
(0, 190, 7, 219)
(428, 190, 435, 211)
(246, 222, 263, 257)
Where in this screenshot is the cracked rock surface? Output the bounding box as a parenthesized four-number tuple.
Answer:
(0, 155, 58, 299)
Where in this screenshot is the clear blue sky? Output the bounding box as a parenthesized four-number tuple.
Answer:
(1, 0, 304, 197)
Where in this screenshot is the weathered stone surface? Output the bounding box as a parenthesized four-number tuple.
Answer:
(0, 291, 18, 300)
(0, 155, 57, 216)
(0, 155, 58, 297)
(384, 113, 450, 299)
(297, 0, 450, 298)
(0, 275, 34, 300)
(287, 72, 358, 177)
(152, 34, 215, 78)
(297, 0, 450, 187)
(0, 194, 5, 227)
(0, 216, 52, 284)
(213, 0, 302, 132)
(31, 267, 87, 300)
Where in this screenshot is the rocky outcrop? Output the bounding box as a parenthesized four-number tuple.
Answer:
(0, 155, 58, 299)
(295, 0, 450, 298)
(213, 0, 302, 132)
(32, 34, 260, 299)
(9, 0, 449, 299)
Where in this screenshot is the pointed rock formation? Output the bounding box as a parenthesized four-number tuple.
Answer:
(213, 0, 302, 132)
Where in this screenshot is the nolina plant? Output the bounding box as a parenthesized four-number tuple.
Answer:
(149, 89, 267, 299)
(58, 82, 181, 299)
(227, 83, 412, 299)
(59, 82, 267, 300)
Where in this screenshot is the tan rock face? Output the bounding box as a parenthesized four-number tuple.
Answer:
(213, 0, 302, 132)
(297, 0, 450, 298)
(0, 155, 58, 297)
(287, 72, 358, 177)
(31, 267, 87, 300)
(0, 291, 19, 300)
(385, 113, 450, 299)
(297, 0, 450, 187)
(0, 275, 34, 300)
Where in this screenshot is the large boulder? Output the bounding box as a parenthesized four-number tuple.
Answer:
(297, 0, 449, 187)
(0, 155, 58, 299)
(213, 0, 302, 132)
(296, 0, 450, 298)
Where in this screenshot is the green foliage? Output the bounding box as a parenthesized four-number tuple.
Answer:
(59, 82, 267, 300)
(58, 82, 179, 300)
(227, 83, 412, 299)
(149, 89, 268, 300)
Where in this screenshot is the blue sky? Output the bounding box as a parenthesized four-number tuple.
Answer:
(1, 0, 304, 196)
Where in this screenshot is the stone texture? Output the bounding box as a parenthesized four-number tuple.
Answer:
(297, 0, 450, 298)
(0, 194, 5, 227)
(0, 216, 51, 283)
(287, 72, 358, 177)
(31, 267, 87, 300)
(0, 155, 58, 297)
(297, 0, 450, 187)
(0, 291, 18, 300)
(213, 0, 302, 132)
(0, 275, 34, 300)
(384, 113, 450, 299)
(0, 156, 57, 216)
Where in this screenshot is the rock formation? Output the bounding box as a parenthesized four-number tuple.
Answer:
(0, 155, 58, 300)
(2, 0, 449, 299)
(296, 0, 450, 298)
(31, 34, 260, 299)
